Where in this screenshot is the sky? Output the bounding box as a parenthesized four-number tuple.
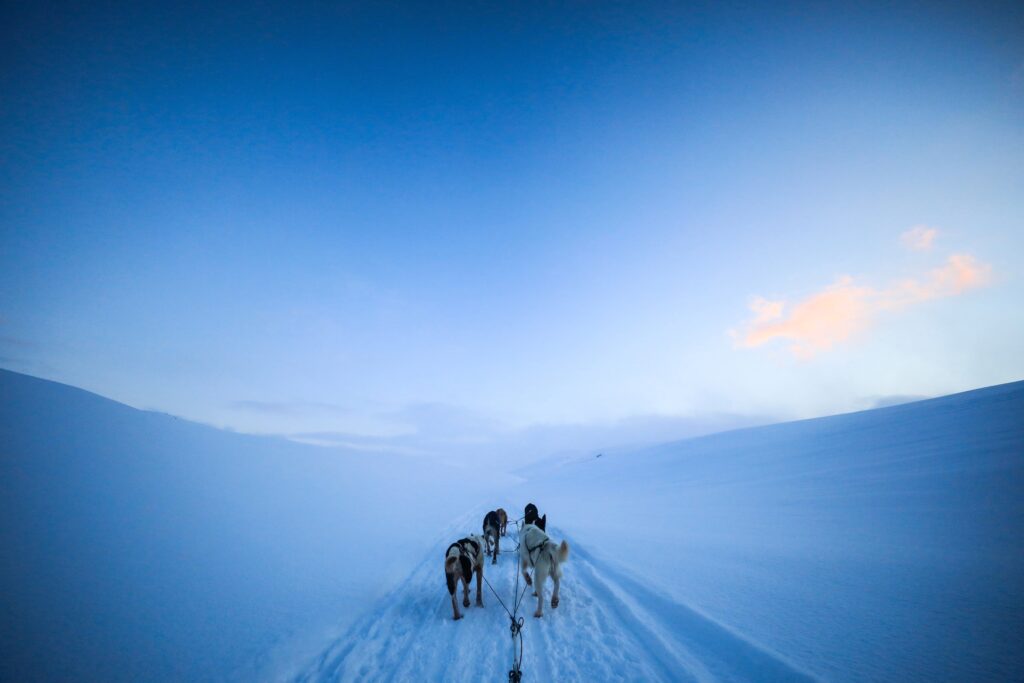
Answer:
(2, 1, 1023, 460)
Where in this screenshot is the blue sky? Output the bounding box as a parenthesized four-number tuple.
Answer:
(2, 1, 1023, 453)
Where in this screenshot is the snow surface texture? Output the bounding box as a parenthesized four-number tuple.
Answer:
(298, 510, 815, 682)
(3, 368, 1023, 681)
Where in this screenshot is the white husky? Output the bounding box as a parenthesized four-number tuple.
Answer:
(519, 523, 570, 618)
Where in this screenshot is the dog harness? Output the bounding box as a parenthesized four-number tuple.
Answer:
(523, 529, 550, 566)
(457, 538, 480, 558)
(448, 539, 481, 564)
(525, 539, 548, 565)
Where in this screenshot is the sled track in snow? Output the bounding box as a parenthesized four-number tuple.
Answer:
(294, 521, 818, 682)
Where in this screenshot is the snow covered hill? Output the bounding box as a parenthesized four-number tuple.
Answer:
(3, 369, 1023, 681)
(508, 381, 1024, 681)
(0, 369, 510, 681)
(297, 380, 1024, 682)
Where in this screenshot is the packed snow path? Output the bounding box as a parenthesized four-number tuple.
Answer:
(295, 519, 816, 682)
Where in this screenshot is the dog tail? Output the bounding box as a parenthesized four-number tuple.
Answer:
(558, 540, 570, 563)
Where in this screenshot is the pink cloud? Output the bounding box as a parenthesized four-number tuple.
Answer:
(900, 225, 938, 251)
(882, 253, 993, 308)
(933, 253, 992, 291)
(739, 277, 874, 359)
(748, 297, 785, 325)
(736, 253, 993, 358)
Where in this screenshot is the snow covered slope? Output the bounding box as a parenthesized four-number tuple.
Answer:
(299, 381, 1024, 682)
(0, 369, 509, 681)
(509, 381, 1024, 681)
(3, 369, 1022, 681)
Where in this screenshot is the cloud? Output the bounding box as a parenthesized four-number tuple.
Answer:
(286, 431, 429, 455)
(289, 410, 776, 467)
(900, 225, 937, 251)
(383, 401, 503, 440)
(882, 253, 993, 308)
(739, 277, 873, 359)
(735, 253, 993, 358)
(0, 334, 55, 374)
(229, 399, 349, 417)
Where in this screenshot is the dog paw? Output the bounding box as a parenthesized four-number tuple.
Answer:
(533, 610, 543, 618)
(551, 596, 559, 608)
(453, 613, 463, 621)
(476, 600, 483, 607)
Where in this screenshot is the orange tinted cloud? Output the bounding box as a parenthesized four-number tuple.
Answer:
(882, 253, 994, 308)
(739, 277, 873, 359)
(931, 253, 992, 292)
(901, 225, 938, 251)
(736, 253, 993, 358)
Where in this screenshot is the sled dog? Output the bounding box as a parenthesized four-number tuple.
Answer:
(444, 535, 485, 620)
(523, 502, 546, 531)
(482, 510, 501, 564)
(496, 508, 508, 536)
(520, 523, 570, 618)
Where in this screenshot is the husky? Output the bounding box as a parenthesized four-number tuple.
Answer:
(496, 508, 509, 536)
(444, 535, 485, 620)
(482, 510, 501, 564)
(523, 502, 546, 531)
(519, 522, 570, 618)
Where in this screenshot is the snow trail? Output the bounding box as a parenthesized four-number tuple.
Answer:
(296, 518, 816, 682)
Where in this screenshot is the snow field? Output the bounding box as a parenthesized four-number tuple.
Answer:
(297, 509, 815, 682)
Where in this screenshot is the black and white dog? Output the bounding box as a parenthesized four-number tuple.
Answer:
(520, 522, 569, 618)
(482, 510, 501, 564)
(523, 502, 546, 531)
(444, 535, 485, 620)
